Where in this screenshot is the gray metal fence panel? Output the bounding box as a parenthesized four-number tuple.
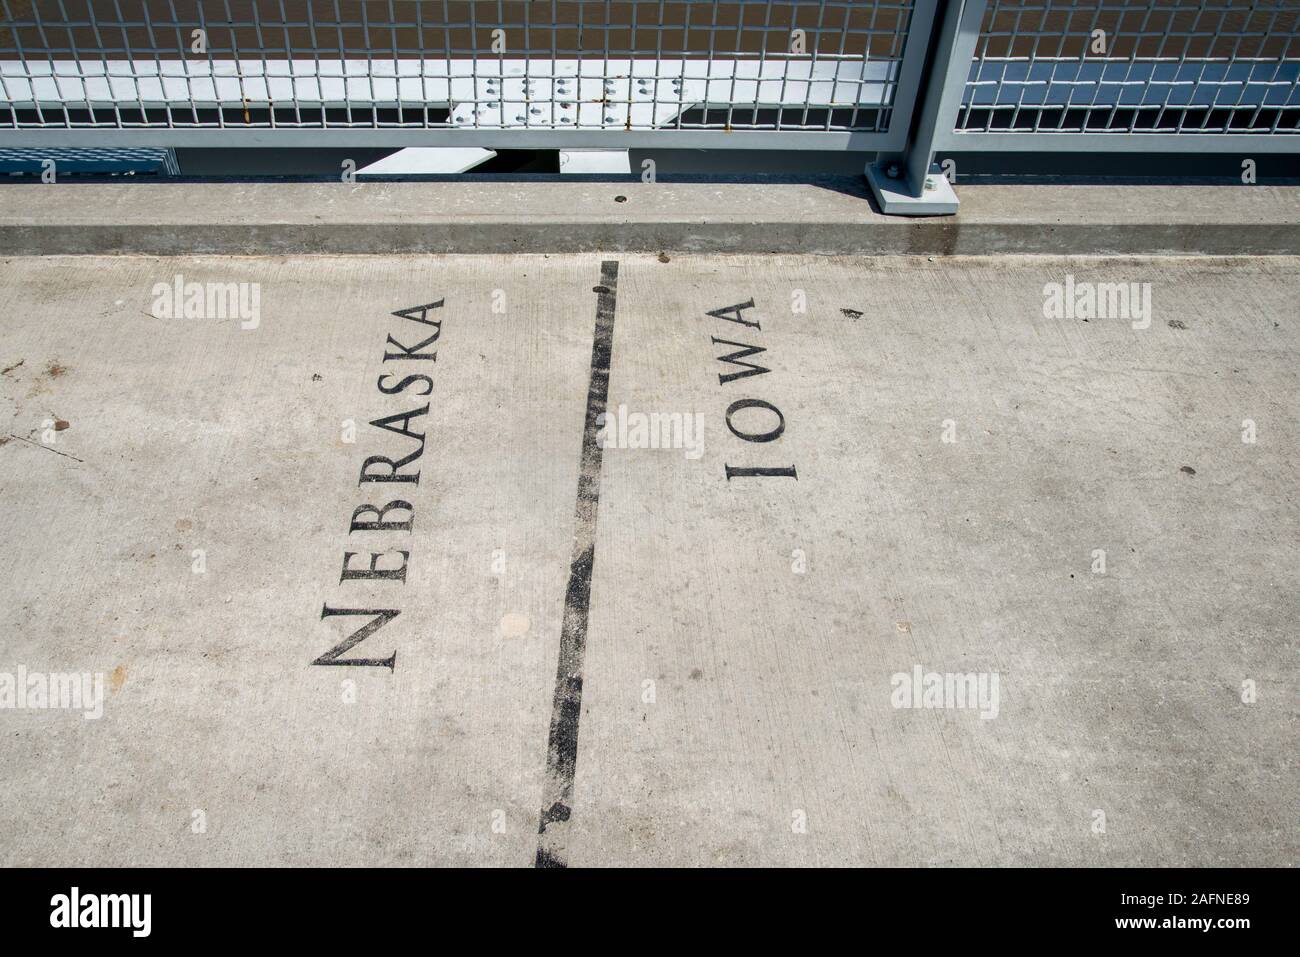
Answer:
(939, 0, 1300, 152)
(0, 0, 936, 149)
(3, 2, 1297, 167)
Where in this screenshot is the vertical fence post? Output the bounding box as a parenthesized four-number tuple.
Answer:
(867, 0, 988, 215)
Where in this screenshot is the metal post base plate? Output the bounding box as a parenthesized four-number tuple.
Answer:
(866, 163, 959, 216)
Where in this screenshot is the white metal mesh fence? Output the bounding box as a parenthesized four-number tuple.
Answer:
(0, 1, 920, 134)
(958, 0, 1300, 135)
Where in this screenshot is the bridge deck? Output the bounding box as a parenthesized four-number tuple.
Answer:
(0, 251, 1295, 866)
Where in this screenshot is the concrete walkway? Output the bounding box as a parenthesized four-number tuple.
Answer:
(0, 252, 1295, 866)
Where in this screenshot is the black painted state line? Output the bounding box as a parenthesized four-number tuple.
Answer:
(534, 260, 619, 869)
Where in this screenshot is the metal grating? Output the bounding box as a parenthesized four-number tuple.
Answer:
(0, 1, 919, 134)
(958, 0, 1300, 135)
(0, 144, 178, 171)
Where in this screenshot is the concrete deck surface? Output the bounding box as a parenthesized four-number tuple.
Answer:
(0, 252, 1295, 866)
(1, 181, 1298, 255)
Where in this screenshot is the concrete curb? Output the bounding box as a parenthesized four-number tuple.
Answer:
(1, 180, 1296, 255)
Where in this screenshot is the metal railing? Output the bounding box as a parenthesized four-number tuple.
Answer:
(0, 1, 938, 149)
(942, 0, 1300, 152)
(1, 2, 1297, 208)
